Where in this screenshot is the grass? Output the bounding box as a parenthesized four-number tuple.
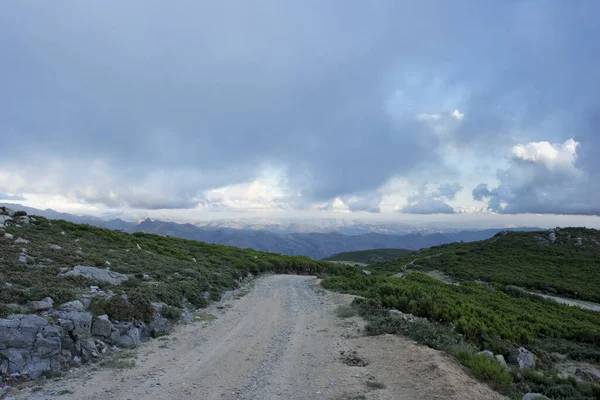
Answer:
(193, 312, 217, 321)
(335, 305, 357, 318)
(99, 351, 137, 369)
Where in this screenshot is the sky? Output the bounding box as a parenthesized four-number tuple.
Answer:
(1, 1, 599, 227)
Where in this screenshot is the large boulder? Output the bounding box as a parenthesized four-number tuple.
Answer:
(0, 314, 63, 378)
(113, 322, 150, 348)
(59, 266, 128, 285)
(60, 300, 85, 311)
(148, 315, 174, 337)
(509, 347, 537, 370)
(52, 311, 97, 359)
(91, 315, 112, 338)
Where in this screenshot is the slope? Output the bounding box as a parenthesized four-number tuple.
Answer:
(371, 228, 600, 302)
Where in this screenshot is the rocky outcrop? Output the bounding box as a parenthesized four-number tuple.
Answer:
(59, 265, 128, 285)
(0, 314, 63, 378)
(28, 297, 54, 312)
(509, 347, 537, 370)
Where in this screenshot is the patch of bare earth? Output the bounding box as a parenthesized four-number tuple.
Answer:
(9, 275, 505, 400)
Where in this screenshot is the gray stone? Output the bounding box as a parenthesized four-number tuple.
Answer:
(4, 233, 14, 240)
(148, 315, 173, 337)
(59, 265, 128, 285)
(28, 297, 54, 311)
(477, 350, 494, 360)
(362, 270, 372, 275)
(17, 255, 27, 264)
(0, 215, 13, 224)
(53, 311, 97, 360)
(14, 237, 29, 244)
(49, 244, 62, 250)
(522, 394, 550, 400)
(114, 322, 150, 348)
(0, 314, 63, 378)
(91, 315, 112, 338)
(142, 273, 151, 280)
(509, 347, 537, 370)
(60, 300, 85, 311)
(548, 232, 556, 243)
(495, 354, 509, 368)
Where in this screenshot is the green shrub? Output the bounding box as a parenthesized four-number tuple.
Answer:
(160, 305, 182, 322)
(13, 211, 27, 217)
(451, 344, 513, 389)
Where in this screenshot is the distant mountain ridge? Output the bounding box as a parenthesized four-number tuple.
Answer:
(1, 203, 542, 259)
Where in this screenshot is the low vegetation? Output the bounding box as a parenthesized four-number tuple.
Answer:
(322, 240, 600, 399)
(371, 228, 600, 302)
(323, 248, 413, 264)
(0, 217, 350, 316)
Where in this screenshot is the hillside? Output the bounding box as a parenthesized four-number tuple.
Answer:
(323, 248, 414, 264)
(0, 212, 342, 318)
(371, 227, 600, 302)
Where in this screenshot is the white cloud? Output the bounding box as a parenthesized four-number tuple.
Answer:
(474, 138, 599, 214)
(511, 138, 578, 170)
(451, 109, 465, 120)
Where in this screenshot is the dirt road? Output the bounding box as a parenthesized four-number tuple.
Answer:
(13, 275, 505, 400)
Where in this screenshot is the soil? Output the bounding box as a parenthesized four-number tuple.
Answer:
(9, 275, 506, 400)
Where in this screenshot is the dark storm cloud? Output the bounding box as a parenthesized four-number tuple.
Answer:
(0, 1, 599, 212)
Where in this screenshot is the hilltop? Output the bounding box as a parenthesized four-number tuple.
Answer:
(323, 248, 414, 264)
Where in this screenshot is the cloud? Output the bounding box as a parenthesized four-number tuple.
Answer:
(0, 191, 25, 201)
(473, 139, 600, 214)
(0, 2, 599, 215)
(452, 109, 465, 120)
(401, 183, 462, 214)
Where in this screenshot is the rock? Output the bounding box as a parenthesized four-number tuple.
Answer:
(148, 315, 173, 337)
(495, 354, 509, 368)
(75, 250, 84, 256)
(28, 297, 54, 311)
(509, 347, 537, 370)
(59, 266, 128, 285)
(105, 261, 111, 266)
(49, 244, 62, 250)
(91, 315, 112, 338)
(548, 232, 556, 243)
(17, 255, 28, 264)
(136, 244, 142, 250)
(60, 231, 66, 236)
(575, 237, 583, 246)
(142, 273, 151, 280)
(4, 233, 14, 240)
(53, 311, 97, 359)
(60, 300, 85, 311)
(522, 394, 550, 400)
(113, 322, 150, 348)
(362, 270, 372, 276)
(0, 314, 63, 378)
(14, 237, 29, 244)
(0, 215, 13, 224)
(575, 366, 600, 383)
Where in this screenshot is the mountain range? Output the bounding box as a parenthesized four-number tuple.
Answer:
(0, 203, 542, 259)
